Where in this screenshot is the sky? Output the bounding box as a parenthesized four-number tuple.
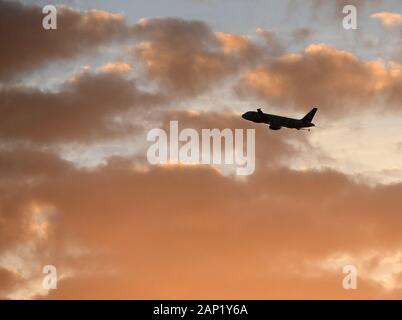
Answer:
(1, 0, 402, 299)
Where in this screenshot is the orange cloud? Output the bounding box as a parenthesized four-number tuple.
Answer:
(1, 4, 402, 300)
(0, 268, 19, 298)
(25, 157, 402, 299)
(0, 1, 131, 80)
(98, 62, 133, 74)
(1, 113, 402, 299)
(238, 44, 402, 115)
(0, 68, 164, 143)
(132, 17, 260, 98)
(215, 32, 250, 53)
(371, 12, 402, 27)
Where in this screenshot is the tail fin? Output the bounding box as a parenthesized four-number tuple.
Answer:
(302, 107, 317, 123)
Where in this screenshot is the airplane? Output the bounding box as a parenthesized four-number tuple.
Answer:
(242, 107, 318, 131)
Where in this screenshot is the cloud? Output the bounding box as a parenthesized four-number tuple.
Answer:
(28, 156, 402, 299)
(0, 1, 132, 80)
(0, 67, 164, 143)
(371, 12, 402, 27)
(132, 17, 260, 98)
(256, 28, 285, 57)
(291, 28, 314, 44)
(1, 5, 401, 300)
(215, 32, 250, 53)
(0, 112, 402, 299)
(0, 147, 71, 180)
(238, 43, 402, 115)
(97, 62, 133, 74)
(0, 268, 19, 295)
(0, 148, 73, 252)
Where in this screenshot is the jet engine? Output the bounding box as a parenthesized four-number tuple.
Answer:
(269, 125, 281, 130)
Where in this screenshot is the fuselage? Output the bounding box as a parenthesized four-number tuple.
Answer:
(241, 111, 315, 130)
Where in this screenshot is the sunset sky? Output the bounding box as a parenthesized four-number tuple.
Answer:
(1, 0, 402, 299)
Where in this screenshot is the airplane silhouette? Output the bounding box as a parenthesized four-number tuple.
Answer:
(242, 107, 318, 131)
